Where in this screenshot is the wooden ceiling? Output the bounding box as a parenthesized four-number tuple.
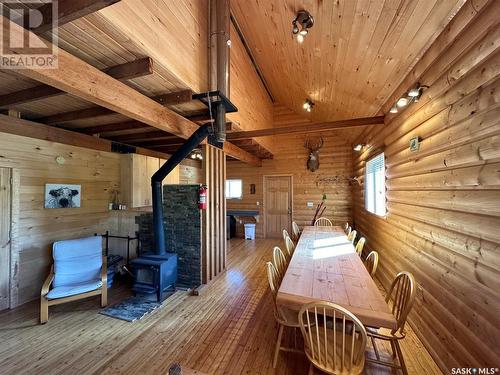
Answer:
(231, 0, 466, 122)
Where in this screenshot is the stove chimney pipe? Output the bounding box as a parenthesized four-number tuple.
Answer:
(209, 0, 230, 142)
(152, 124, 210, 255)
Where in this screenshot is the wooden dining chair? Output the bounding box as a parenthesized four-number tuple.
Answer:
(273, 246, 288, 282)
(346, 226, 352, 236)
(285, 236, 296, 258)
(298, 302, 367, 375)
(283, 229, 291, 243)
(364, 251, 379, 277)
(347, 230, 357, 243)
(266, 262, 303, 368)
(314, 217, 333, 226)
(366, 272, 416, 375)
(355, 237, 365, 256)
(343, 222, 350, 233)
(292, 221, 301, 241)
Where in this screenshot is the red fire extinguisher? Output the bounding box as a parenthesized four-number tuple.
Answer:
(198, 185, 207, 209)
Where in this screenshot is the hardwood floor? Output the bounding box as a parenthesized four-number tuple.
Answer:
(0, 239, 441, 375)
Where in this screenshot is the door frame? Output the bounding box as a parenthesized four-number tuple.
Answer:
(0, 167, 19, 310)
(263, 174, 293, 239)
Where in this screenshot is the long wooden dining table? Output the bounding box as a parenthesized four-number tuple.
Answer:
(276, 226, 397, 329)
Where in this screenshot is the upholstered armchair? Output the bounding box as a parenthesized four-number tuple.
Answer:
(40, 235, 107, 324)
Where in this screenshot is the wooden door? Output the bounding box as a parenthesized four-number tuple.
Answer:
(0, 168, 11, 310)
(264, 176, 292, 238)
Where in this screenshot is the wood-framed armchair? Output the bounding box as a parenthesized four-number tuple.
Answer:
(40, 236, 107, 324)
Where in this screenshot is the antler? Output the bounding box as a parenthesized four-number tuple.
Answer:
(304, 138, 310, 150)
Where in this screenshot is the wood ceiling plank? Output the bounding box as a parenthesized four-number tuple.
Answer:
(0, 57, 153, 107)
(231, 0, 464, 120)
(79, 121, 150, 134)
(33, 0, 122, 34)
(1, 15, 199, 139)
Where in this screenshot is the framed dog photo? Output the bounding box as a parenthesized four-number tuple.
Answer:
(44, 184, 82, 209)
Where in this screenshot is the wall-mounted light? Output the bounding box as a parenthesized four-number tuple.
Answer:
(303, 99, 315, 112)
(190, 149, 203, 160)
(389, 82, 429, 114)
(353, 144, 365, 152)
(292, 10, 314, 43)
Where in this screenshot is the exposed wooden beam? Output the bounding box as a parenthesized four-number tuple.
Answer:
(32, 0, 122, 34)
(131, 139, 185, 148)
(79, 121, 150, 135)
(37, 89, 194, 124)
(0, 114, 168, 159)
(227, 116, 385, 140)
(39, 107, 114, 124)
(223, 142, 262, 167)
(2, 16, 198, 139)
(0, 57, 154, 107)
(110, 131, 177, 143)
(154, 90, 193, 106)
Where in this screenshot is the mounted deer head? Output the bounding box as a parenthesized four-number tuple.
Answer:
(304, 136, 324, 172)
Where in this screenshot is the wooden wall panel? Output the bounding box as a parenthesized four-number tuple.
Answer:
(352, 3, 500, 369)
(0, 168, 11, 310)
(0, 133, 122, 306)
(226, 131, 357, 238)
(201, 145, 227, 283)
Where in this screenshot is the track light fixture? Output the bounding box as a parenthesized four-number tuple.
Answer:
(292, 10, 314, 43)
(303, 99, 315, 112)
(389, 82, 429, 114)
(189, 149, 203, 160)
(353, 144, 365, 152)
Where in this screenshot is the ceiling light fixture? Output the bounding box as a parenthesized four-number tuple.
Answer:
(353, 144, 365, 152)
(292, 10, 314, 43)
(389, 105, 398, 114)
(303, 99, 315, 112)
(189, 149, 203, 160)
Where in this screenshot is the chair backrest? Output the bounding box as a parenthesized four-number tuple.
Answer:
(272, 246, 288, 282)
(298, 302, 367, 374)
(52, 236, 103, 287)
(343, 222, 349, 233)
(386, 272, 416, 334)
(346, 226, 352, 236)
(266, 261, 295, 325)
(314, 217, 333, 226)
(355, 237, 365, 256)
(285, 237, 295, 258)
(292, 221, 301, 240)
(347, 230, 357, 243)
(282, 229, 290, 242)
(364, 251, 378, 277)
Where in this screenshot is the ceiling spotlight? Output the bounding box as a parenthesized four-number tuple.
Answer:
(397, 97, 409, 107)
(292, 10, 314, 42)
(389, 105, 398, 114)
(353, 144, 365, 152)
(408, 87, 420, 97)
(303, 99, 314, 112)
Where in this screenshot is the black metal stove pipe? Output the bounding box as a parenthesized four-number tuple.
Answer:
(151, 124, 210, 255)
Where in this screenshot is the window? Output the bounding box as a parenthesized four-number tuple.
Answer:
(225, 179, 242, 199)
(365, 153, 386, 216)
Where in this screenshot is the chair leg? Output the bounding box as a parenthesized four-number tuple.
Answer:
(394, 340, 408, 375)
(273, 324, 284, 368)
(101, 286, 108, 307)
(308, 363, 314, 375)
(40, 298, 49, 324)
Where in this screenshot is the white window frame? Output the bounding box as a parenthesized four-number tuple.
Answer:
(225, 179, 243, 199)
(364, 152, 386, 217)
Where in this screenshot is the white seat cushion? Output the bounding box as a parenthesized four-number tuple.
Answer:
(46, 279, 102, 299)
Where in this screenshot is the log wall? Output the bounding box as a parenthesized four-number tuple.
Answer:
(227, 131, 355, 238)
(352, 1, 500, 369)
